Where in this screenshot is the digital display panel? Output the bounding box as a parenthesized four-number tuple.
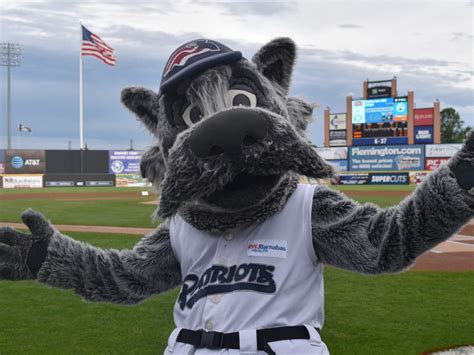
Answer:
(352, 97, 408, 143)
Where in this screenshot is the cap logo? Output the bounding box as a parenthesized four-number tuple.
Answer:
(163, 40, 220, 78)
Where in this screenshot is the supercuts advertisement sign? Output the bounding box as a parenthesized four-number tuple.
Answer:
(368, 172, 409, 185)
(5, 150, 45, 174)
(349, 145, 424, 171)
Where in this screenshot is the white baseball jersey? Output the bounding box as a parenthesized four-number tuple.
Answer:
(165, 184, 329, 355)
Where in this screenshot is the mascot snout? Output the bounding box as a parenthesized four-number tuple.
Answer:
(188, 108, 268, 158)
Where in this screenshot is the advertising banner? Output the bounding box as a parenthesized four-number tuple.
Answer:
(315, 147, 348, 160)
(332, 174, 369, 185)
(115, 174, 152, 187)
(43, 174, 115, 187)
(414, 126, 434, 144)
(349, 145, 425, 171)
(329, 130, 347, 147)
(367, 85, 391, 99)
(0, 150, 4, 174)
(3, 175, 43, 188)
(425, 157, 449, 171)
(425, 144, 462, 158)
(109, 150, 142, 174)
(414, 108, 434, 126)
(5, 150, 46, 174)
(329, 113, 347, 130)
(326, 159, 348, 172)
(410, 171, 429, 184)
(368, 172, 409, 185)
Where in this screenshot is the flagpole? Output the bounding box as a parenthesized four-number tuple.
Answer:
(79, 22, 84, 150)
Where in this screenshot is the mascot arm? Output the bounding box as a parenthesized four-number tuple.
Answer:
(311, 131, 474, 274)
(0, 210, 181, 304)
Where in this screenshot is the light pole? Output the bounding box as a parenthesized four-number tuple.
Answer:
(1, 43, 22, 149)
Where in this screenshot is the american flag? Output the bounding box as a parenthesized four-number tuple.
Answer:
(81, 25, 116, 66)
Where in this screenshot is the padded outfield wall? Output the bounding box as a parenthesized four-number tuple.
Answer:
(317, 143, 462, 185)
(0, 149, 150, 188)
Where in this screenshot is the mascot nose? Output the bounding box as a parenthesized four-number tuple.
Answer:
(188, 108, 268, 158)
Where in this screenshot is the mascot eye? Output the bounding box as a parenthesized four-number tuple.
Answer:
(226, 89, 257, 108)
(182, 105, 203, 127)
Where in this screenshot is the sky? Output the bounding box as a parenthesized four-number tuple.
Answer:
(0, 0, 473, 150)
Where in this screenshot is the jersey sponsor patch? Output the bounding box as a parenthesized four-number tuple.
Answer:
(247, 240, 287, 258)
(178, 263, 276, 310)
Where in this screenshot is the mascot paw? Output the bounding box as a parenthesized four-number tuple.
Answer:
(450, 130, 474, 192)
(0, 209, 54, 280)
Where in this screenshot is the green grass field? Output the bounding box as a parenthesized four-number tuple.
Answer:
(0, 187, 159, 228)
(0, 186, 473, 354)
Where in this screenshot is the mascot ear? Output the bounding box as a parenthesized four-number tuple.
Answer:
(140, 145, 166, 188)
(121, 86, 160, 132)
(252, 37, 296, 94)
(286, 97, 314, 133)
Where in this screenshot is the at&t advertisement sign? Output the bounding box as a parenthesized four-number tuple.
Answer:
(5, 150, 45, 174)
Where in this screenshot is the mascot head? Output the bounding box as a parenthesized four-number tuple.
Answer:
(121, 38, 333, 231)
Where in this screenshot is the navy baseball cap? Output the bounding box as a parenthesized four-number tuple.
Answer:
(160, 39, 242, 94)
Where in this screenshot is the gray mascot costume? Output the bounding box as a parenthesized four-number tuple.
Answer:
(1, 38, 474, 354)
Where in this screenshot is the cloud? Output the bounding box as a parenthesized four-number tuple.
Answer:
(337, 24, 362, 29)
(218, 2, 294, 16)
(1, 0, 472, 149)
(451, 32, 474, 41)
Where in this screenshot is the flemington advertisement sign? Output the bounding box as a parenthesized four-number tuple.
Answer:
(109, 150, 142, 174)
(349, 145, 425, 171)
(5, 150, 46, 174)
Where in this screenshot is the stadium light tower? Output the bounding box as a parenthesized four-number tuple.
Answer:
(1, 43, 22, 149)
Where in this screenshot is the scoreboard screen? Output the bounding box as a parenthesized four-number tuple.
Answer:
(352, 97, 408, 145)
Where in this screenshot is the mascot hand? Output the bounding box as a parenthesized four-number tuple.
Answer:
(0, 209, 54, 280)
(448, 130, 474, 193)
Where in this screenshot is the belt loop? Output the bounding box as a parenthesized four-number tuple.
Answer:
(166, 327, 184, 353)
(239, 329, 258, 354)
(303, 324, 321, 346)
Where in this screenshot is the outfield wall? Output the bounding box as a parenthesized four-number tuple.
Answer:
(0, 144, 464, 188)
(0, 149, 151, 188)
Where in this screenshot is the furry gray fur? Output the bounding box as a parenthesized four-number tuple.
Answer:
(37, 220, 180, 304)
(311, 163, 474, 273)
(1, 36, 473, 325)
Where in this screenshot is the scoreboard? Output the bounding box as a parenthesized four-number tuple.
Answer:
(352, 97, 408, 145)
